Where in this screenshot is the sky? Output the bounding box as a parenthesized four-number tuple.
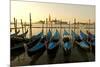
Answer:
(11, 1, 95, 23)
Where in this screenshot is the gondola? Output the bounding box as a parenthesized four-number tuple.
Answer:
(45, 29, 52, 48)
(46, 29, 52, 41)
(63, 29, 69, 36)
(17, 29, 28, 38)
(80, 30, 88, 40)
(77, 31, 90, 51)
(27, 32, 46, 57)
(71, 30, 81, 47)
(47, 29, 60, 58)
(11, 30, 20, 38)
(86, 31, 95, 53)
(27, 31, 44, 49)
(11, 31, 43, 60)
(63, 30, 72, 55)
(11, 29, 29, 45)
(71, 30, 81, 42)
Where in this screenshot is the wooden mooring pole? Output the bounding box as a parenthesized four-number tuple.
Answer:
(21, 19, 24, 34)
(60, 20, 62, 38)
(69, 21, 70, 35)
(24, 22, 27, 33)
(46, 18, 48, 34)
(78, 22, 80, 34)
(74, 18, 76, 32)
(14, 17, 17, 34)
(42, 21, 44, 33)
(89, 19, 91, 32)
(29, 13, 32, 38)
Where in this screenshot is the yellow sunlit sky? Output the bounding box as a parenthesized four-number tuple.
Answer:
(11, 1, 95, 23)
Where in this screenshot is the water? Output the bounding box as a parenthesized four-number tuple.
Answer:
(11, 23, 95, 66)
(11, 24, 95, 38)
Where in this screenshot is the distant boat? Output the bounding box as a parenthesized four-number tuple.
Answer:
(63, 30, 72, 55)
(47, 29, 60, 58)
(27, 32, 46, 57)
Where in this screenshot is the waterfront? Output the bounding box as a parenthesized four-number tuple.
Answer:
(11, 24, 95, 66)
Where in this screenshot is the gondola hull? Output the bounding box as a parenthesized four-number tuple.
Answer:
(91, 45, 95, 54)
(11, 43, 25, 60)
(47, 44, 59, 54)
(47, 30, 60, 58)
(63, 48, 71, 56)
(63, 37, 72, 56)
(27, 35, 46, 57)
(27, 36, 41, 49)
(63, 30, 72, 55)
(11, 37, 29, 45)
(77, 41, 90, 52)
(47, 41, 59, 58)
(28, 45, 46, 57)
(11, 33, 42, 60)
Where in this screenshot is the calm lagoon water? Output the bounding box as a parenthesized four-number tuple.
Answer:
(11, 23, 95, 38)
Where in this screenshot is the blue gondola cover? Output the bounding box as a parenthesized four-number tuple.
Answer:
(54, 31, 59, 39)
(48, 42, 55, 49)
(80, 32, 87, 40)
(64, 42, 72, 49)
(28, 42, 44, 52)
(47, 30, 52, 40)
(63, 30, 69, 36)
(79, 41, 89, 48)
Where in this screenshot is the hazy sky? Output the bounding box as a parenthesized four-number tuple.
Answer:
(11, 1, 95, 23)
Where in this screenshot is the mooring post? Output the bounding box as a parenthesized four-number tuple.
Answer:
(15, 19, 17, 34)
(88, 19, 92, 51)
(69, 21, 70, 35)
(14, 17, 17, 34)
(24, 22, 26, 33)
(89, 19, 91, 32)
(74, 18, 76, 32)
(51, 20, 52, 32)
(60, 20, 62, 39)
(21, 19, 24, 34)
(29, 13, 32, 38)
(78, 22, 80, 34)
(46, 18, 48, 34)
(94, 21, 95, 34)
(42, 21, 44, 33)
